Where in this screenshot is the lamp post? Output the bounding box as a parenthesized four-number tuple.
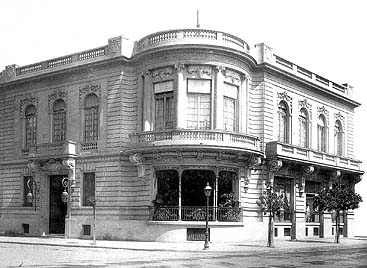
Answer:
(204, 182, 212, 250)
(61, 177, 74, 239)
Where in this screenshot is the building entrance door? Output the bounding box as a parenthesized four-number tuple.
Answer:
(49, 175, 67, 234)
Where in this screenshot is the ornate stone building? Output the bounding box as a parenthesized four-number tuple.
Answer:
(0, 28, 363, 242)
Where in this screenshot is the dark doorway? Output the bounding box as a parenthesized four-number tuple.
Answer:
(49, 175, 67, 234)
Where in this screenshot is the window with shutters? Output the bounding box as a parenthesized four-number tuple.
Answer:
(52, 99, 66, 142)
(278, 101, 290, 143)
(299, 108, 309, 148)
(82, 172, 95, 206)
(154, 81, 174, 130)
(84, 94, 99, 142)
(187, 79, 211, 130)
(25, 105, 37, 148)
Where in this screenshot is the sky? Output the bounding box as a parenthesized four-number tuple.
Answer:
(1, 0, 367, 234)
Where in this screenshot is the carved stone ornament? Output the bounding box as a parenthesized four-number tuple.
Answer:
(20, 97, 39, 115)
(108, 37, 121, 55)
(174, 63, 185, 72)
(299, 98, 312, 112)
(269, 159, 283, 172)
(224, 69, 241, 85)
(248, 156, 262, 168)
(129, 153, 145, 178)
(334, 112, 345, 126)
(129, 153, 144, 164)
(79, 84, 101, 106)
(62, 158, 75, 169)
(317, 106, 329, 123)
(302, 165, 315, 176)
(0, 64, 17, 83)
(330, 170, 341, 178)
(278, 91, 293, 111)
(48, 90, 67, 113)
(354, 174, 362, 184)
(186, 65, 212, 78)
(151, 67, 174, 82)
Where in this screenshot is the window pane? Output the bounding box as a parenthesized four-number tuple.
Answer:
(155, 89, 174, 131)
(83, 173, 95, 206)
(278, 102, 288, 143)
(187, 80, 211, 130)
(25, 105, 36, 147)
(84, 94, 99, 142)
(224, 97, 236, 131)
(53, 100, 66, 142)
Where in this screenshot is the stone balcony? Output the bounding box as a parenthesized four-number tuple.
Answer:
(129, 129, 261, 154)
(24, 140, 77, 160)
(134, 29, 250, 55)
(266, 141, 362, 173)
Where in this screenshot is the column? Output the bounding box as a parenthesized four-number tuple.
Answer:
(215, 66, 225, 130)
(178, 167, 182, 221)
(176, 64, 186, 129)
(239, 75, 248, 133)
(143, 71, 152, 131)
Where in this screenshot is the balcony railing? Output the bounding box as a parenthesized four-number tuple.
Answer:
(135, 29, 250, 55)
(266, 141, 362, 172)
(25, 140, 77, 159)
(130, 130, 260, 152)
(306, 212, 320, 223)
(149, 206, 242, 222)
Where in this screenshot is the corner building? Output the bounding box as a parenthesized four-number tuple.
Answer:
(0, 28, 363, 242)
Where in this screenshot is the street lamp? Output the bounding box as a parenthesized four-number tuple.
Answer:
(26, 178, 37, 211)
(61, 177, 74, 239)
(204, 182, 212, 250)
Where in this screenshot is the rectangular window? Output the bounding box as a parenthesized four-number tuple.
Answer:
(154, 81, 174, 130)
(23, 176, 33, 207)
(84, 108, 98, 142)
(25, 117, 36, 147)
(224, 97, 236, 131)
(318, 125, 326, 152)
(53, 111, 66, 142)
(82, 172, 95, 206)
(187, 79, 211, 130)
(274, 177, 292, 223)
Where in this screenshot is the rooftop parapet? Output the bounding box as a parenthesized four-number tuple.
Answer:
(0, 36, 128, 84)
(134, 28, 250, 55)
(254, 43, 355, 100)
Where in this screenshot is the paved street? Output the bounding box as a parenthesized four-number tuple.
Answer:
(0, 237, 367, 267)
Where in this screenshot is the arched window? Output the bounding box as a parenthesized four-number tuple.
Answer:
(317, 115, 327, 152)
(299, 108, 309, 148)
(278, 101, 290, 143)
(84, 94, 99, 142)
(335, 120, 343, 156)
(52, 99, 66, 142)
(25, 105, 37, 147)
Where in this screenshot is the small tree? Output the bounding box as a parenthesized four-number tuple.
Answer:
(257, 184, 285, 247)
(313, 183, 362, 243)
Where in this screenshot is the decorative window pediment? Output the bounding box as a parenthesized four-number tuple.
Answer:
(20, 97, 38, 117)
(79, 84, 101, 107)
(298, 98, 312, 118)
(48, 90, 67, 114)
(278, 91, 292, 114)
(185, 65, 213, 79)
(317, 106, 329, 126)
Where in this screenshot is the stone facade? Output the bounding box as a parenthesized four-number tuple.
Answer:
(0, 29, 363, 242)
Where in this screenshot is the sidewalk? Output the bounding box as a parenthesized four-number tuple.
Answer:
(0, 235, 366, 253)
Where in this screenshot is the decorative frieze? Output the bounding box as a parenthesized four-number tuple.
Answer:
(48, 90, 67, 113)
(224, 69, 241, 85)
(334, 112, 345, 126)
(151, 67, 174, 82)
(79, 84, 101, 106)
(186, 65, 212, 78)
(20, 96, 39, 115)
(277, 91, 293, 112)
